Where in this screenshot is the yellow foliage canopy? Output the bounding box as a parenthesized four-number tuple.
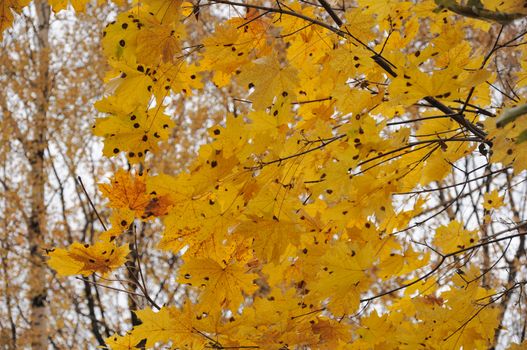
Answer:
(39, 0, 527, 348)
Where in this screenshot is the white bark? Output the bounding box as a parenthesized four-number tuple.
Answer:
(28, 0, 51, 348)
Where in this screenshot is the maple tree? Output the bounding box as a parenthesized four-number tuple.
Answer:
(3, 0, 527, 349)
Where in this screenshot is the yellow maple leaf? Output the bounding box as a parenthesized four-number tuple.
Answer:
(93, 97, 174, 162)
(178, 257, 258, 309)
(483, 189, 505, 210)
(101, 10, 155, 64)
(136, 21, 184, 65)
(105, 332, 143, 350)
(482, 0, 527, 14)
(47, 241, 129, 277)
(378, 246, 429, 280)
(343, 5, 377, 43)
(233, 289, 319, 348)
(208, 114, 249, 159)
(237, 56, 299, 110)
(129, 304, 208, 348)
(0, 0, 30, 40)
(200, 23, 252, 87)
(48, 0, 89, 12)
(356, 311, 394, 347)
(99, 208, 135, 241)
(142, 0, 184, 24)
(310, 241, 373, 314)
(103, 62, 154, 109)
(99, 169, 151, 217)
(132, 307, 180, 347)
(151, 61, 203, 98)
(485, 114, 527, 174)
(311, 317, 350, 348)
(434, 220, 478, 253)
(236, 214, 301, 263)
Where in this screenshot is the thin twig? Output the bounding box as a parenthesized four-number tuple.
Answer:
(76, 176, 107, 231)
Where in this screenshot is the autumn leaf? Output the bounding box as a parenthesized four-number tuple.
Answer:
(142, 0, 184, 23)
(99, 169, 151, 217)
(129, 304, 208, 348)
(105, 332, 144, 350)
(483, 189, 504, 210)
(47, 241, 129, 277)
(48, 0, 89, 12)
(0, 0, 29, 40)
(434, 221, 478, 253)
(482, 0, 527, 14)
(310, 241, 373, 314)
(178, 257, 258, 309)
(99, 208, 135, 241)
(93, 97, 174, 162)
(136, 21, 184, 65)
(237, 56, 299, 110)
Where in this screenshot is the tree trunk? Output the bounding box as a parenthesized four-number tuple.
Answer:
(27, 0, 50, 348)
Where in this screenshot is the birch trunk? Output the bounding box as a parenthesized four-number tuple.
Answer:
(27, 0, 50, 348)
